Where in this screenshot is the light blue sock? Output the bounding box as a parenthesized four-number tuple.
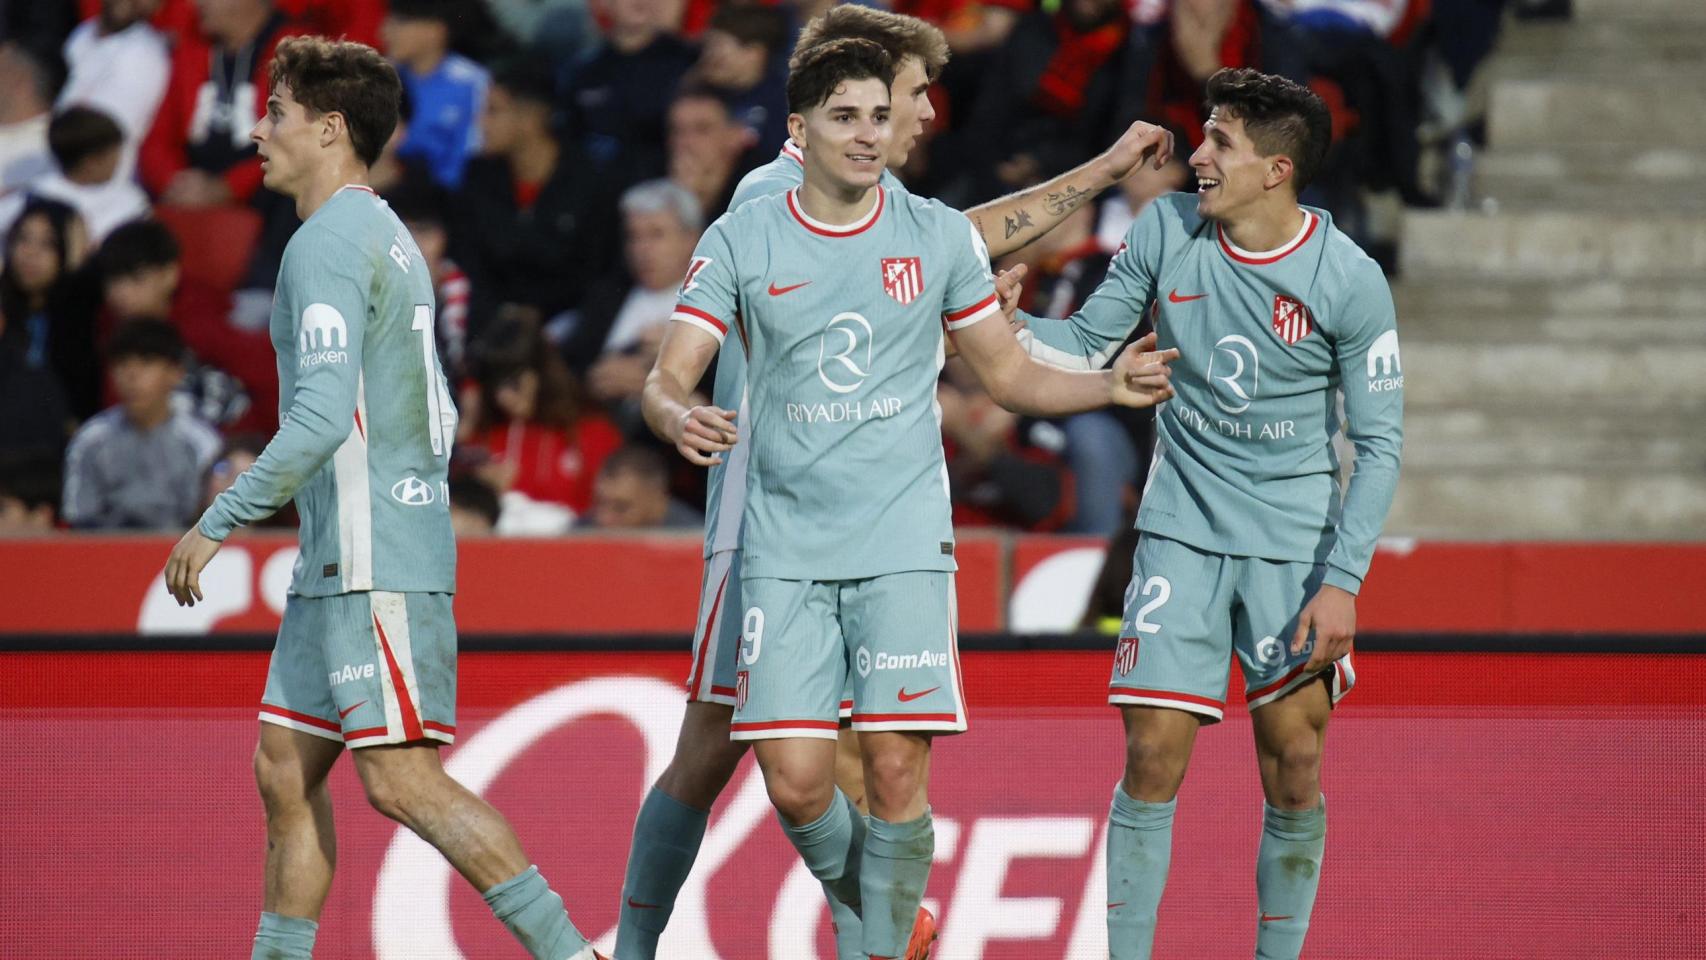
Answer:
(251, 912, 317, 960)
(1254, 797, 1326, 960)
(615, 787, 710, 960)
(779, 786, 865, 919)
(482, 864, 591, 960)
(860, 809, 934, 959)
(825, 887, 865, 960)
(1106, 785, 1175, 960)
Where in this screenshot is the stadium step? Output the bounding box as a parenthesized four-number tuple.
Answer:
(1470, 146, 1706, 214)
(1399, 209, 1706, 279)
(1393, 278, 1706, 344)
(1399, 339, 1706, 410)
(1486, 76, 1706, 150)
(1387, 469, 1706, 539)
(1492, 20, 1706, 74)
(1404, 408, 1706, 471)
(1571, 0, 1706, 23)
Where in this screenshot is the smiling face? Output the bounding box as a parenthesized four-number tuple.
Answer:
(792, 76, 892, 196)
(1189, 107, 1293, 221)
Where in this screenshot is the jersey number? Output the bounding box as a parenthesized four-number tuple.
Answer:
(741, 607, 765, 665)
(1131, 576, 1171, 635)
(412, 305, 455, 456)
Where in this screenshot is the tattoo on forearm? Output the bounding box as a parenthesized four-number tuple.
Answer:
(1043, 185, 1090, 216)
(1003, 208, 1034, 239)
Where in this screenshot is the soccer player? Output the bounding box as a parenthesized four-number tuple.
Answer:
(641, 39, 1177, 960)
(162, 37, 604, 960)
(614, 7, 1177, 960)
(1016, 68, 1403, 959)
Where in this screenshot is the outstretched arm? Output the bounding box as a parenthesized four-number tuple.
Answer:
(967, 121, 1175, 259)
(953, 298, 1177, 417)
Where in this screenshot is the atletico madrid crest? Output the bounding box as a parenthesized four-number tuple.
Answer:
(882, 257, 924, 305)
(735, 670, 750, 710)
(1114, 636, 1139, 677)
(1272, 295, 1313, 345)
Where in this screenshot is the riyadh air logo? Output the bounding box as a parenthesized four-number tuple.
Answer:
(391, 476, 435, 506)
(818, 312, 873, 394)
(1366, 330, 1403, 393)
(1207, 334, 1259, 415)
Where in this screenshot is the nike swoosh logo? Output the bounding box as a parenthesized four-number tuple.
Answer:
(1260, 913, 1294, 923)
(768, 280, 811, 296)
(1168, 289, 1208, 303)
(338, 700, 367, 720)
(627, 897, 661, 910)
(1107, 901, 1128, 909)
(896, 686, 940, 703)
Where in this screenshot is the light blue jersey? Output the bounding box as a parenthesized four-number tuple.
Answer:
(200, 185, 459, 597)
(1022, 193, 1403, 592)
(674, 184, 1000, 580)
(700, 142, 906, 558)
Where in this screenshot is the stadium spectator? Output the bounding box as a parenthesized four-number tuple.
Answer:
(941, 0, 1153, 203)
(61, 318, 221, 530)
(937, 359, 1074, 531)
(138, 0, 298, 209)
(56, 0, 170, 177)
(0, 198, 100, 420)
(562, 179, 702, 386)
(664, 87, 754, 230)
(693, 6, 791, 154)
(368, 84, 444, 202)
(0, 455, 61, 535)
(483, 0, 598, 62)
(460, 315, 623, 523)
(448, 472, 501, 538)
(0, 343, 72, 471)
(96, 218, 276, 432)
(382, 0, 491, 190)
(387, 183, 470, 383)
(587, 444, 704, 529)
(564, 0, 698, 177)
(451, 58, 614, 337)
(0, 107, 151, 244)
(0, 41, 59, 196)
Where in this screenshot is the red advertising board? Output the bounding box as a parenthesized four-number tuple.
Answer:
(3, 650, 1703, 958)
(1, 535, 1704, 635)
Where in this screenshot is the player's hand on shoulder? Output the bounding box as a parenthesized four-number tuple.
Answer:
(997, 264, 1028, 332)
(1101, 122, 1176, 183)
(1294, 584, 1356, 672)
(164, 526, 224, 607)
(673, 405, 739, 467)
(1109, 332, 1179, 408)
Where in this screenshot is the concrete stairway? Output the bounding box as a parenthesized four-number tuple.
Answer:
(1390, 1, 1706, 539)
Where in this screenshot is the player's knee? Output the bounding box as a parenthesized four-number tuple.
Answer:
(1264, 738, 1322, 806)
(1123, 733, 1188, 799)
(253, 743, 307, 814)
(763, 770, 834, 826)
(862, 749, 923, 812)
(360, 773, 418, 826)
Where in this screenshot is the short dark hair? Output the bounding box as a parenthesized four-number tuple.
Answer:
(708, 7, 790, 56)
(105, 318, 186, 365)
(598, 444, 669, 485)
(98, 219, 180, 279)
(47, 106, 123, 171)
(786, 38, 894, 115)
(449, 475, 501, 527)
(489, 56, 557, 108)
(1204, 67, 1332, 193)
(793, 6, 950, 83)
(268, 36, 401, 168)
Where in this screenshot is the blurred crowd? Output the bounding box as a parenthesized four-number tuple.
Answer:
(0, 0, 1528, 539)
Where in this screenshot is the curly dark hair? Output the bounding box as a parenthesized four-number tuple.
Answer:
(786, 38, 895, 115)
(1204, 68, 1332, 194)
(268, 36, 400, 168)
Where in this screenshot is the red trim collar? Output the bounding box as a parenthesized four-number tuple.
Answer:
(337, 183, 377, 196)
(781, 141, 804, 166)
(1218, 210, 1317, 265)
(787, 187, 884, 238)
